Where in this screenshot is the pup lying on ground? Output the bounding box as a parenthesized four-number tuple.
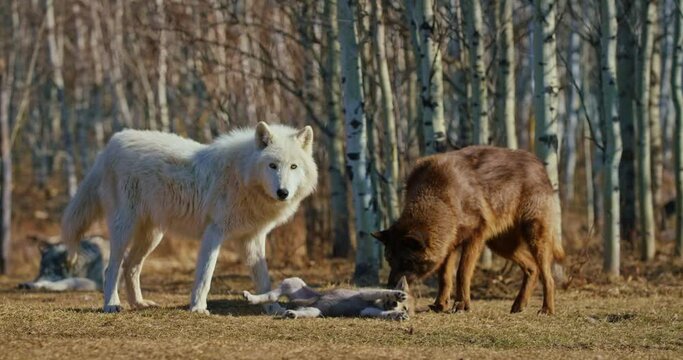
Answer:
(19, 235, 108, 291)
(243, 276, 413, 320)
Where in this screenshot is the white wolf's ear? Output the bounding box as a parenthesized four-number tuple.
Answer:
(295, 126, 314, 153)
(255, 122, 273, 149)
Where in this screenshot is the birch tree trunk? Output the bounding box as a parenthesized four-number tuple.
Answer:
(636, 0, 657, 261)
(89, 1, 106, 151)
(464, 0, 492, 268)
(73, 1, 89, 173)
(409, 0, 446, 154)
(617, 0, 638, 243)
(156, 0, 170, 132)
(494, 0, 517, 149)
(46, 0, 77, 198)
(110, 0, 133, 129)
(600, 0, 622, 277)
(563, 24, 580, 203)
(370, 0, 400, 223)
(323, 0, 351, 258)
(464, 0, 490, 147)
(650, 23, 664, 231)
(0, 11, 14, 274)
(209, 0, 230, 128)
(338, 0, 379, 285)
(532, 0, 563, 263)
(239, 0, 258, 123)
(672, 0, 683, 257)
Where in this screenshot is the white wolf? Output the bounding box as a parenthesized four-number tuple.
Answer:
(61, 122, 318, 314)
(243, 276, 414, 320)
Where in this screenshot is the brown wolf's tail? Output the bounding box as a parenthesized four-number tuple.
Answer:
(61, 157, 104, 267)
(550, 196, 566, 283)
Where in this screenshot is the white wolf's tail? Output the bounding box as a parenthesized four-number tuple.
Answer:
(61, 157, 104, 266)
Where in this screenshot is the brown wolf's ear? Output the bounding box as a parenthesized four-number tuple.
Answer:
(395, 276, 410, 292)
(295, 126, 314, 154)
(255, 122, 273, 149)
(371, 230, 388, 244)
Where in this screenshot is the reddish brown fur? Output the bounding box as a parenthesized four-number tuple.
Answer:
(373, 146, 565, 315)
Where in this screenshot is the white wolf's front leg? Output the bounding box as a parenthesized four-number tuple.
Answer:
(360, 307, 409, 321)
(190, 224, 225, 315)
(242, 232, 283, 315)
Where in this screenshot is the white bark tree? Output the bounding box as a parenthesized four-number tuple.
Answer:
(672, 0, 683, 257)
(338, 0, 380, 285)
(532, 0, 563, 266)
(408, 0, 447, 154)
(494, 0, 517, 149)
(324, 0, 351, 258)
(370, 0, 400, 223)
(157, 0, 170, 132)
(600, 0, 622, 277)
(637, 0, 657, 261)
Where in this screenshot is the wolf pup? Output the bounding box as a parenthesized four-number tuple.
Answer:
(60, 122, 318, 314)
(243, 276, 414, 320)
(373, 146, 565, 315)
(19, 235, 108, 291)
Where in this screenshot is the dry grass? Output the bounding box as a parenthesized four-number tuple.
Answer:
(1, 256, 682, 360)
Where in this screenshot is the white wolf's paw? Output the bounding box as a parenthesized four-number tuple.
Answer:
(388, 290, 408, 302)
(103, 305, 123, 313)
(387, 311, 409, 321)
(190, 306, 211, 315)
(131, 299, 159, 309)
(283, 310, 298, 319)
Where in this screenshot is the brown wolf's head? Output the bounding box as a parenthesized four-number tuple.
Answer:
(372, 227, 441, 289)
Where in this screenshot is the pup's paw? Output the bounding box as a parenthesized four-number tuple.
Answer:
(265, 302, 285, 316)
(130, 299, 158, 309)
(242, 291, 256, 304)
(283, 310, 298, 319)
(17, 282, 35, 290)
(392, 290, 408, 302)
(387, 311, 409, 321)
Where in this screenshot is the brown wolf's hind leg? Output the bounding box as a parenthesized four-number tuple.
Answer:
(523, 220, 556, 315)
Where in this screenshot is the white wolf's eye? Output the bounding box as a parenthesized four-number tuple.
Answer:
(291, 164, 298, 170)
(269, 163, 278, 169)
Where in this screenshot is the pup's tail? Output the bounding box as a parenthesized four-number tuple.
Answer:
(61, 157, 104, 267)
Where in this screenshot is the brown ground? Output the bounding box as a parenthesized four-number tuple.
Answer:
(2, 169, 682, 359)
(2, 247, 682, 360)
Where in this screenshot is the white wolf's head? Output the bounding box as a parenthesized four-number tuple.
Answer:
(252, 122, 318, 202)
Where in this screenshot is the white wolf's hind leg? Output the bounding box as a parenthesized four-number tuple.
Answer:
(283, 307, 322, 319)
(103, 212, 135, 313)
(123, 225, 163, 309)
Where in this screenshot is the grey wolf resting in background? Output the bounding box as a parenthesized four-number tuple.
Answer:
(243, 276, 413, 320)
(60, 122, 317, 314)
(19, 235, 108, 291)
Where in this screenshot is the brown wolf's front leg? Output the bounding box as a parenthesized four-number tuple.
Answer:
(430, 250, 458, 312)
(452, 240, 485, 313)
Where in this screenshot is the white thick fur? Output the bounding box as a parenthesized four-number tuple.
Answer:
(61, 122, 318, 314)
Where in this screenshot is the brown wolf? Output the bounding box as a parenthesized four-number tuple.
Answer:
(372, 146, 565, 315)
